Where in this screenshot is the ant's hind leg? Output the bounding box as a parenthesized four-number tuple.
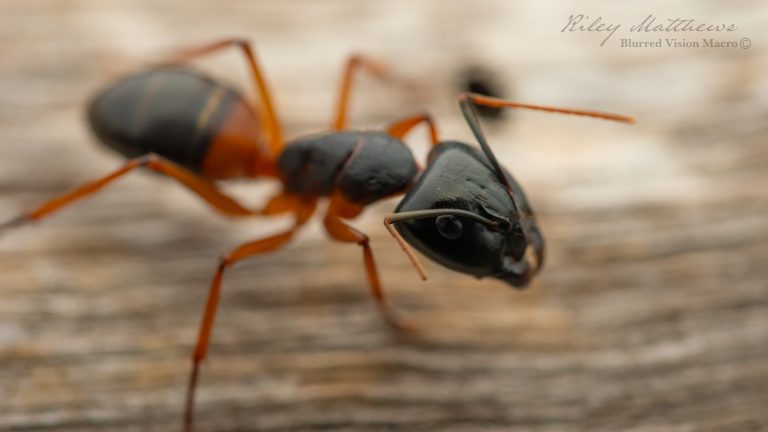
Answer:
(0, 154, 257, 235)
(156, 38, 284, 158)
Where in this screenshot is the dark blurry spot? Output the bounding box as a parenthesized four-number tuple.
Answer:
(459, 66, 509, 121)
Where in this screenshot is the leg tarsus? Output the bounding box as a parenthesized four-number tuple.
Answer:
(183, 359, 201, 432)
(0, 214, 28, 234)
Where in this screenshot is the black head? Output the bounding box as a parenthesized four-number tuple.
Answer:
(386, 94, 548, 287)
(386, 93, 635, 286)
(391, 140, 544, 287)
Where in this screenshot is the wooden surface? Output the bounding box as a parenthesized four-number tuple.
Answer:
(1, 1, 768, 431)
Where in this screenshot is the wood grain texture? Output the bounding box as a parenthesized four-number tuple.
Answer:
(1, 1, 767, 431)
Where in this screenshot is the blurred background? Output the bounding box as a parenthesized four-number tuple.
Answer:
(1, 1, 767, 431)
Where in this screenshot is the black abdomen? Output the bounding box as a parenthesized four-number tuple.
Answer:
(87, 67, 242, 172)
(278, 131, 419, 205)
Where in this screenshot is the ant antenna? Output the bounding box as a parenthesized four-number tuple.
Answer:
(458, 92, 635, 192)
(457, 92, 634, 246)
(458, 94, 513, 193)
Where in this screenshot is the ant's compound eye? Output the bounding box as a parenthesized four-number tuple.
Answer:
(436, 215, 463, 239)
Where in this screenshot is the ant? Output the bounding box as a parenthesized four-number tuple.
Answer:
(0, 38, 634, 431)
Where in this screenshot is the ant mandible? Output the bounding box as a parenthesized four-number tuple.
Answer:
(0, 38, 634, 431)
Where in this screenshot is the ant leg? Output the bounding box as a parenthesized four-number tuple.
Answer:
(331, 55, 416, 131)
(157, 38, 284, 158)
(323, 208, 414, 333)
(183, 224, 305, 432)
(0, 154, 257, 234)
(261, 193, 317, 225)
(386, 113, 440, 147)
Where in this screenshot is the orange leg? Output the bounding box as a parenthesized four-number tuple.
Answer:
(387, 113, 440, 147)
(183, 224, 306, 432)
(323, 209, 413, 333)
(158, 38, 284, 158)
(332, 54, 416, 131)
(0, 154, 257, 234)
(262, 193, 318, 226)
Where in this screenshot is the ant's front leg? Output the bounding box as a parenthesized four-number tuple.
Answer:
(323, 198, 415, 333)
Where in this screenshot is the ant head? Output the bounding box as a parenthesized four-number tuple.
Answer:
(386, 93, 633, 286)
(387, 96, 545, 287)
(391, 140, 544, 287)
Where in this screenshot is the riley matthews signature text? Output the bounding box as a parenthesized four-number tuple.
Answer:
(561, 14, 737, 46)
